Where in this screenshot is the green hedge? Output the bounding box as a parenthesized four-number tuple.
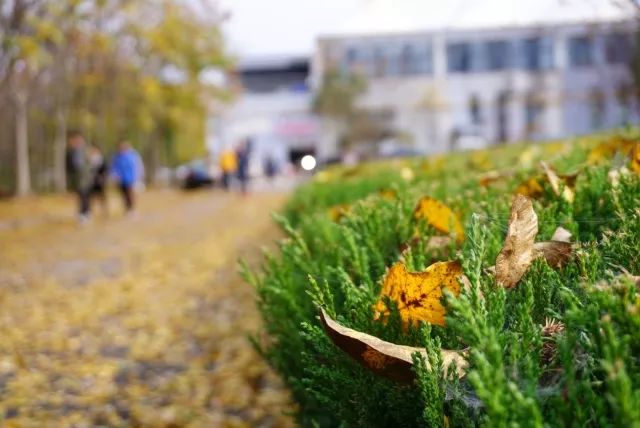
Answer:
(248, 133, 640, 427)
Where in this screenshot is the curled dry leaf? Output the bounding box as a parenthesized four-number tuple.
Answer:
(541, 162, 575, 203)
(533, 226, 574, 268)
(373, 261, 463, 328)
(414, 197, 464, 242)
(319, 308, 467, 383)
(533, 241, 573, 268)
(495, 195, 539, 289)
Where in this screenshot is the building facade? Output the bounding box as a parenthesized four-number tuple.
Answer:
(312, 0, 639, 155)
(208, 56, 322, 172)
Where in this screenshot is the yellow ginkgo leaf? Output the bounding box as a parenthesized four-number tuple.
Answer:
(378, 189, 397, 200)
(373, 261, 463, 328)
(515, 176, 545, 199)
(414, 197, 464, 242)
(631, 142, 640, 174)
(587, 137, 636, 165)
(327, 204, 350, 222)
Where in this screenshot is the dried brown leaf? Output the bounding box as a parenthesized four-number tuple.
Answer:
(495, 195, 539, 289)
(533, 241, 573, 268)
(319, 308, 467, 383)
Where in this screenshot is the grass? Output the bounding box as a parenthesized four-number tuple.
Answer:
(248, 129, 640, 427)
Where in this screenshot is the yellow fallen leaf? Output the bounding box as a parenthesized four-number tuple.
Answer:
(495, 195, 539, 289)
(327, 204, 350, 222)
(373, 261, 463, 328)
(515, 176, 544, 199)
(587, 137, 636, 165)
(319, 308, 467, 383)
(631, 142, 640, 174)
(378, 189, 397, 200)
(414, 197, 464, 243)
(479, 170, 513, 187)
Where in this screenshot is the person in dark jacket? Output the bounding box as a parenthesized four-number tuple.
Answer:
(66, 131, 93, 223)
(89, 145, 108, 216)
(236, 138, 253, 195)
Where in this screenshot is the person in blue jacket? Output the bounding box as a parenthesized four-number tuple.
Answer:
(110, 140, 143, 213)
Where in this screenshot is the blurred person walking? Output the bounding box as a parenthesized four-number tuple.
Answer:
(89, 145, 109, 216)
(219, 147, 238, 190)
(236, 138, 253, 195)
(110, 141, 143, 214)
(66, 131, 94, 224)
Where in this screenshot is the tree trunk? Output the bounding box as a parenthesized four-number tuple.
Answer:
(14, 91, 31, 196)
(53, 109, 68, 192)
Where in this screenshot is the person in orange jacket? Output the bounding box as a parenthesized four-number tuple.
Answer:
(219, 147, 238, 190)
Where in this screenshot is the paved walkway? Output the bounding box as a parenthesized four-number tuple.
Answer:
(0, 189, 294, 427)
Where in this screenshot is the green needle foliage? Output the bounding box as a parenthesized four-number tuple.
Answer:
(246, 132, 640, 427)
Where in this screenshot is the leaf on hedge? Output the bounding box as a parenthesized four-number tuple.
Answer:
(495, 195, 539, 289)
(328, 204, 350, 222)
(515, 176, 544, 199)
(379, 189, 397, 200)
(414, 197, 464, 242)
(373, 261, 462, 328)
(631, 142, 640, 174)
(587, 137, 636, 165)
(541, 162, 575, 203)
(533, 241, 573, 268)
(479, 170, 512, 187)
(399, 236, 453, 254)
(319, 308, 467, 383)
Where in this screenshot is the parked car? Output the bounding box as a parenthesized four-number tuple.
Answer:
(176, 160, 215, 190)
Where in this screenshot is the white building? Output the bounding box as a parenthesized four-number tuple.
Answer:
(312, 0, 639, 155)
(209, 56, 322, 173)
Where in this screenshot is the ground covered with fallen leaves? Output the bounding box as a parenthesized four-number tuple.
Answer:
(0, 190, 294, 427)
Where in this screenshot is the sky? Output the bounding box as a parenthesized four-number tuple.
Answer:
(214, 0, 637, 59)
(216, 0, 363, 58)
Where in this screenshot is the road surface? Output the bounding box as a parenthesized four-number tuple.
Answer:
(0, 189, 294, 427)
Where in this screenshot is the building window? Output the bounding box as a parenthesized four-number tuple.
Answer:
(486, 40, 510, 71)
(469, 95, 482, 125)
(373, 46, 387, 77)
(589, 88, 606, 129)
(447, 42, 472, 73)
(344, 46, 358, 70)
(605, 33, 632, 64)
(399, 43, 434, 75)
(568, 36, 594, 67)
(522, 38, 541, 70)
(400, 44, 416, 75)
(520, 37, 554, 71)
(525, 93, 545, 136)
